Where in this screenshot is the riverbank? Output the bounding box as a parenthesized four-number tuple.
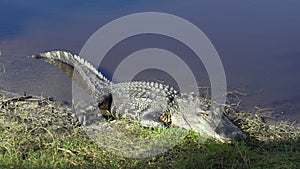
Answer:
(0, 91, 299, 168)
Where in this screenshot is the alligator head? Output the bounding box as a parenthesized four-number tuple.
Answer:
(171, 93, 246, 142)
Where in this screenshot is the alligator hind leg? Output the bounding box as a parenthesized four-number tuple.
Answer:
(76, 94, 112, 126)
(76, 102, 105, 126)
(97, 93, 112, 117)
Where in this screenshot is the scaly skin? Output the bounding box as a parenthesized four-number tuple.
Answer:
(33, 51, 246, 142)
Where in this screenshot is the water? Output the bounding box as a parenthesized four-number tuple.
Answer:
(0, 0, 300, 123)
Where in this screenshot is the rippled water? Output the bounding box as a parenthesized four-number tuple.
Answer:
(0, 0, 300, 123)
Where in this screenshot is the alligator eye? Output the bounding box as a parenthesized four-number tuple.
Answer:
(200, 111, 211, 118)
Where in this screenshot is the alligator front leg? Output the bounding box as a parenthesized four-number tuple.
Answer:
(139, 113, 168, 128)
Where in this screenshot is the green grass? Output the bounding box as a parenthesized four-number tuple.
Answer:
(0, 122, 298, 169)
(0, 95, 299, 168)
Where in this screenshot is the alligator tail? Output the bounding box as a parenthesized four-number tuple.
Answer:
(32, 51, 110, 84)
(32, 51, 112, 100)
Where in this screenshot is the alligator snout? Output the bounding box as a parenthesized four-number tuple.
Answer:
(215, 114, 247, 141)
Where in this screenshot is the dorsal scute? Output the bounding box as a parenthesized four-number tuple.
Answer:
(54, 51, 110, 83)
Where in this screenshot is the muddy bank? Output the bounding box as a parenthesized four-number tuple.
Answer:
(1, 89, 299, 142)
(0, 90, 81, 136)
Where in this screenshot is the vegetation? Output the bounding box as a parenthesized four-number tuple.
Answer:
(0, 92, 299, 169)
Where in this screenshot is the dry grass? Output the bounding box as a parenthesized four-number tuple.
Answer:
(0, 92, 299, 168)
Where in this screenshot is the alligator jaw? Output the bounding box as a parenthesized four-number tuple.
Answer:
(171, 95, 246, 142)
(171, 111, 245, 143)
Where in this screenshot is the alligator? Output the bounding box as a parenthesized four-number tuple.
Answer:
(32, 51, 246, 142)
